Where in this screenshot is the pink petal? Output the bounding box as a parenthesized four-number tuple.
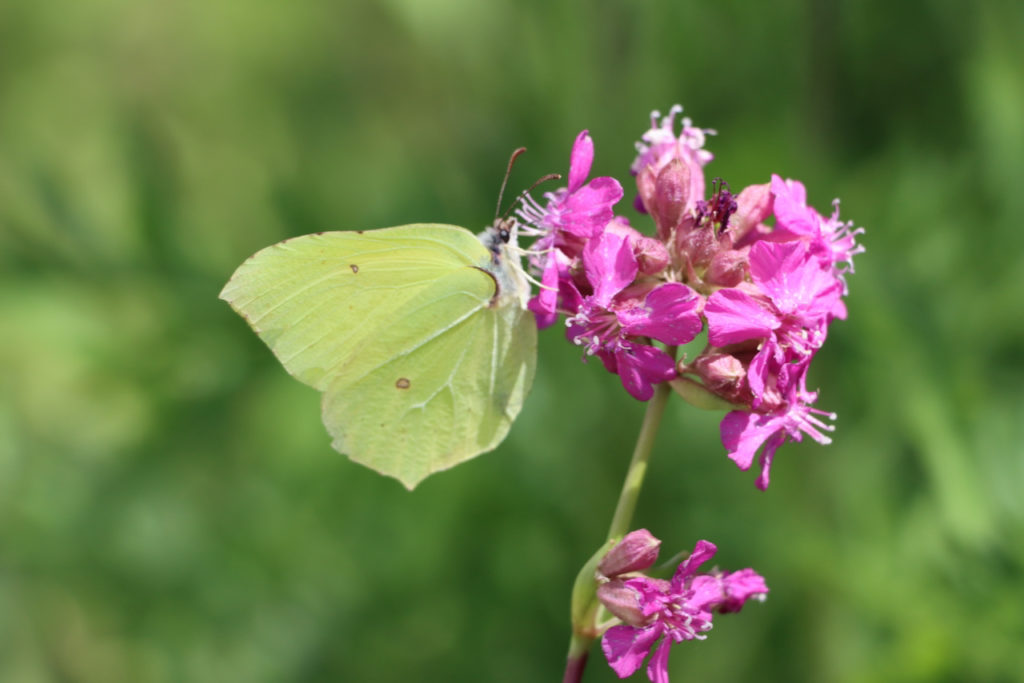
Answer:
(623, 283, 703, 345)
(624, 576, 673, 618)
(646, 636, 673, 683)
(754, 431, 786, 491)
(705, 288, 780, 347)
(527, 258, 561, 329)
(770, 174, 816, 239)
(729, 182, 772, 243)
(720, 410, 780, 471)
(718, 568, 769, 612)
(749, 241, 839, 318)
(616, 344, 676, 401)
(673, 540, 717, 583)
(568, 130, 594, 193)
(688, 574, 727, 611)
(584, 231, 638, 306)
(745, 344, 771, 402)
(602, 624, 663, 679)
(562, 177, 625, 238)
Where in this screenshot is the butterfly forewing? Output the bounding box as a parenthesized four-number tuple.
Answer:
(220, 223, 537, 489)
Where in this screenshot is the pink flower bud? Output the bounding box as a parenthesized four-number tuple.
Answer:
(651, 160, 691, 241)
(693, 353, 751, 404)
(596, 579, 651, 626)
(677, 221, 718, 272)
(705, 246, 750, 287)
(597, 529, 661, 578)
(633, 234, 670, 275)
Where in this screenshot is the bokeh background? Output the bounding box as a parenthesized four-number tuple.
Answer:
(2, 1, 1023, 681)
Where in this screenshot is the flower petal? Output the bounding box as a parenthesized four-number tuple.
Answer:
(720, 410, 779, 471)
(527, 257, 561, 329)
(673, 539, 717, 584)
(568, 130, 594, 193)
(749, 241, 840, 319)
(584, 231, 638, 306)
(562, 176, 625, 238)
(646, 636, 673, 683)
(717, 568, 769, 612)
(770, 174, 816, 239)
(705, 288, 780, 347)
(602, 624, 663, 679)
(616, 343, 676, 401)
(622, 283, 703, 345)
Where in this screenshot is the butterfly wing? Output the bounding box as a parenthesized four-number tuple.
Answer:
(220, 224, 537, 488)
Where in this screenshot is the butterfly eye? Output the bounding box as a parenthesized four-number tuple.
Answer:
(498, 226, 511, 243)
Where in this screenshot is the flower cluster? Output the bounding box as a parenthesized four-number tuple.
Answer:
(516, 106, 862, 489)
(595, 530, 768, 683)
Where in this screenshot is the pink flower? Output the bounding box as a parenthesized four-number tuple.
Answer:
(705, 240, 842, 402)
(517, 130, 624, 328)
(600, 539, 768, 683)
(631, 105, 714, 185)
(566, 231, 703, 400)
(519, 130, 624, 242)
(719, 379, 836, 490)
(631, 106, 715, 240)
(769, 174, 865, 288)
(702, 240, 844, 487)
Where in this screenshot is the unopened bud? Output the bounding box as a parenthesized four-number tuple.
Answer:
(596, 580, 649, 626)
(597, 529, 661, 578)
(633, 234, 670, 275)
(677, 223, 718, 271)
(651, 160, 691, 241)
(705, 247, 749, 287)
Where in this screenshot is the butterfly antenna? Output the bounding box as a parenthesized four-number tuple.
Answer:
(496, 147, 528, 219)
(499, 172, 563, 222)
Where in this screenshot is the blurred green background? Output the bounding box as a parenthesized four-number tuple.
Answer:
(2, 1, 1023, 681)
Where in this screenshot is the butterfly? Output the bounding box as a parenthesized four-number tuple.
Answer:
(219, 217, 537, 490)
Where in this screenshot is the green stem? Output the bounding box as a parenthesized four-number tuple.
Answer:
(562, 375, 674, 683)
(605, 379, 672, 540)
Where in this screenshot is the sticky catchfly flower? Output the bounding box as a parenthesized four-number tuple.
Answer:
(517, 130, 624, 328)
(599, 538, 768, 683)
(565, 231, 702, 400)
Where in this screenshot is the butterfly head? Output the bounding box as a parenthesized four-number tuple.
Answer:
(478, 218, 530, 309)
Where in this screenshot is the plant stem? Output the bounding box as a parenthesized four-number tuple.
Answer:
(605, 379, 672, 540)
(562, 637, 590, 683)
(562, 377, 673, 683)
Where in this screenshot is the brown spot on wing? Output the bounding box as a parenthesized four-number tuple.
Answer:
(350, 264, 359, 273)
(395, 378, 411, 389)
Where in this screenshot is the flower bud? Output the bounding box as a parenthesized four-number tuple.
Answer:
(634, 234, 670, 275)
(677, 221, 718, 272)
(596, 580, 649, 626)
(597, 529, 661, 578)
(651, 160, 691, 241)
(705, 246, 749, 287)
(692, 353, 750, 404)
